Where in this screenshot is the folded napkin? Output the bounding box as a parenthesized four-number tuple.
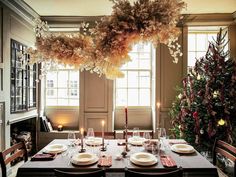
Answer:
(98, 156, 112, 167)
(31, 153, 56, 161)
(160, 155, 177, 168)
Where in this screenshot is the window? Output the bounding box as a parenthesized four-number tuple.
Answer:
(115, 43, 154, 106)
(45, 66, 80, 106)
(188, 26, 226, 72)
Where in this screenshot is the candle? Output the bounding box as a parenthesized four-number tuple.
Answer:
(156, 102, 160, 109)
(80, 128, 84, 149)
(125, 107, 128, 125)
(57, 125, 63, 131)
(100, 120, 106, 151)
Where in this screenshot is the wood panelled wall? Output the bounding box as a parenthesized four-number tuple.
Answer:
(1, 2, 236, 149)
(0, 2, 37, 149)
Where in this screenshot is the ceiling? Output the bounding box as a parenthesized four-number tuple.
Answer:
(23, 0, 236, 16)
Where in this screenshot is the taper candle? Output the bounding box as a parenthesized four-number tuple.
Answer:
(102, 120, 105, 146)
(125, 107, 128, 125)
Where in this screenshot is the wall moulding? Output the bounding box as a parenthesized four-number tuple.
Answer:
(182, 13, 235, 26)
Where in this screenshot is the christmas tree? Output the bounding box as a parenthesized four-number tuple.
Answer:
(170, 29, 236, 152)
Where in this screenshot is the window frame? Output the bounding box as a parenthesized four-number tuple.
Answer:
(115, 43, 154, 107)
(44, 67, 80, 107)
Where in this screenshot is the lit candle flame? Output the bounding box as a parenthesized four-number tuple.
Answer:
(156, 102, 160, 109)
(218, 119, 225, 126)
(80, 128, 84, 135)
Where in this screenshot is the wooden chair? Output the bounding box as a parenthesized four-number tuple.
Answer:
(123, 130, 154, 139)
(94, 131, 116, 139)
(54, 169, 105, 177)
(125, 167, 183, 177)
(212, 139, 236, 176)
(0, 142, 28, 177)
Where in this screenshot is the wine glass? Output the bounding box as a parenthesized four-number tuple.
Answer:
(143, 132, 151, 140)
(67, 131, 76, 146)
(87, 128, 95, 145)
(132, 127, 140, 138)
(156, 128, 166, 150)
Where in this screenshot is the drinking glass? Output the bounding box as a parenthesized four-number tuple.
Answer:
(143, 132, 151, 140)
(67, 131, 76, 146)
(132, 127, 140, 138)
(87, 128, 95, 138)
(156, 128, 166, 150)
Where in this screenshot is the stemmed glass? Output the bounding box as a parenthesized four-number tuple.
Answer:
(143, 132, 151, 140)
(87, 128, 95, 139)
(133, 127, 140, 138)
(67, 131, 76, 146)
(156, 128, 166, 150)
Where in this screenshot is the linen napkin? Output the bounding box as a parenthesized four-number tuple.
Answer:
(97, 155, 112, 167)
(31, 153, 56, 161)
(160, 155, 177, 168)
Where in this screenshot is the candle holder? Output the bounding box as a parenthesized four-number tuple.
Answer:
(100, 145, 107, 151)
(79, 136, 86, 153)
(125, 125, 130, 152)
(57, 125, 63, 131)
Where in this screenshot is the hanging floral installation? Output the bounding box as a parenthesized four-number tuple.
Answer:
(28, 0, 186, 79)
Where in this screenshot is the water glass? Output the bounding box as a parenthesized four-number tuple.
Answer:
(143, 132, 151, 140)
(133, 127, 140, 138)
(156, 128, 166, 150)
(67, 131, 76, 146)
(87, 128, 95, 138)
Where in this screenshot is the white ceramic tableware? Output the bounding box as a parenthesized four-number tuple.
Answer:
(71, 153, 98, 166)
(43, 144, 67, 154)
(171, 144, 195, 154)
(130, 152, 158, 166)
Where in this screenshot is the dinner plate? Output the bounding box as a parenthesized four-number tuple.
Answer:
(171, 144, 195, 154)
(128, 137, 146, 146)
(130, 152, 158, 166)
(71, 153, 99, 166)
(43, 144, 67, 154)
(85, 137, 102, 146)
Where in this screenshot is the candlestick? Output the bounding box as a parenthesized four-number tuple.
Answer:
(79, 128, 86, 153)
(125, 107, 128, 125)
(124, 107, 130, 152)
(100, 120, 106, 151)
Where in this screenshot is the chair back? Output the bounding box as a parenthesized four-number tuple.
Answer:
(94, 131, 116, 139)
(0, 141, 28, 177)
(125, 168, 183, 177)
(123, 130, 154, 139)
(54, 169, 105, 177)
(212, 139, 236, 176)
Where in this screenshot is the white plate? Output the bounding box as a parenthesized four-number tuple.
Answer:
(43, 144, 67, 154)
(171, 144, 195, 154)
(130, 152, 158, 166)
(71, 153, 98, 166)
(128, 137, 146, 146)
(85, 137, 102, 146)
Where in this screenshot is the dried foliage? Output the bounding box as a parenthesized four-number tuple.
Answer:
(28, 0, 186, 79)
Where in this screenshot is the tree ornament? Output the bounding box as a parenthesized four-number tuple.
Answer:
(218, 118, 226, 126)
(200, 129, 204, 134)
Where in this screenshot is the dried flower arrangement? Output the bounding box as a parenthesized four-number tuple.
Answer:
(28, 0, 186, 79)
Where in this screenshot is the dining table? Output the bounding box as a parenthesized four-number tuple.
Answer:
(16, 139, 219, 177)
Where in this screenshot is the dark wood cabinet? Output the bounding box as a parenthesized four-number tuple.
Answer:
(10, 39, 37, 113)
